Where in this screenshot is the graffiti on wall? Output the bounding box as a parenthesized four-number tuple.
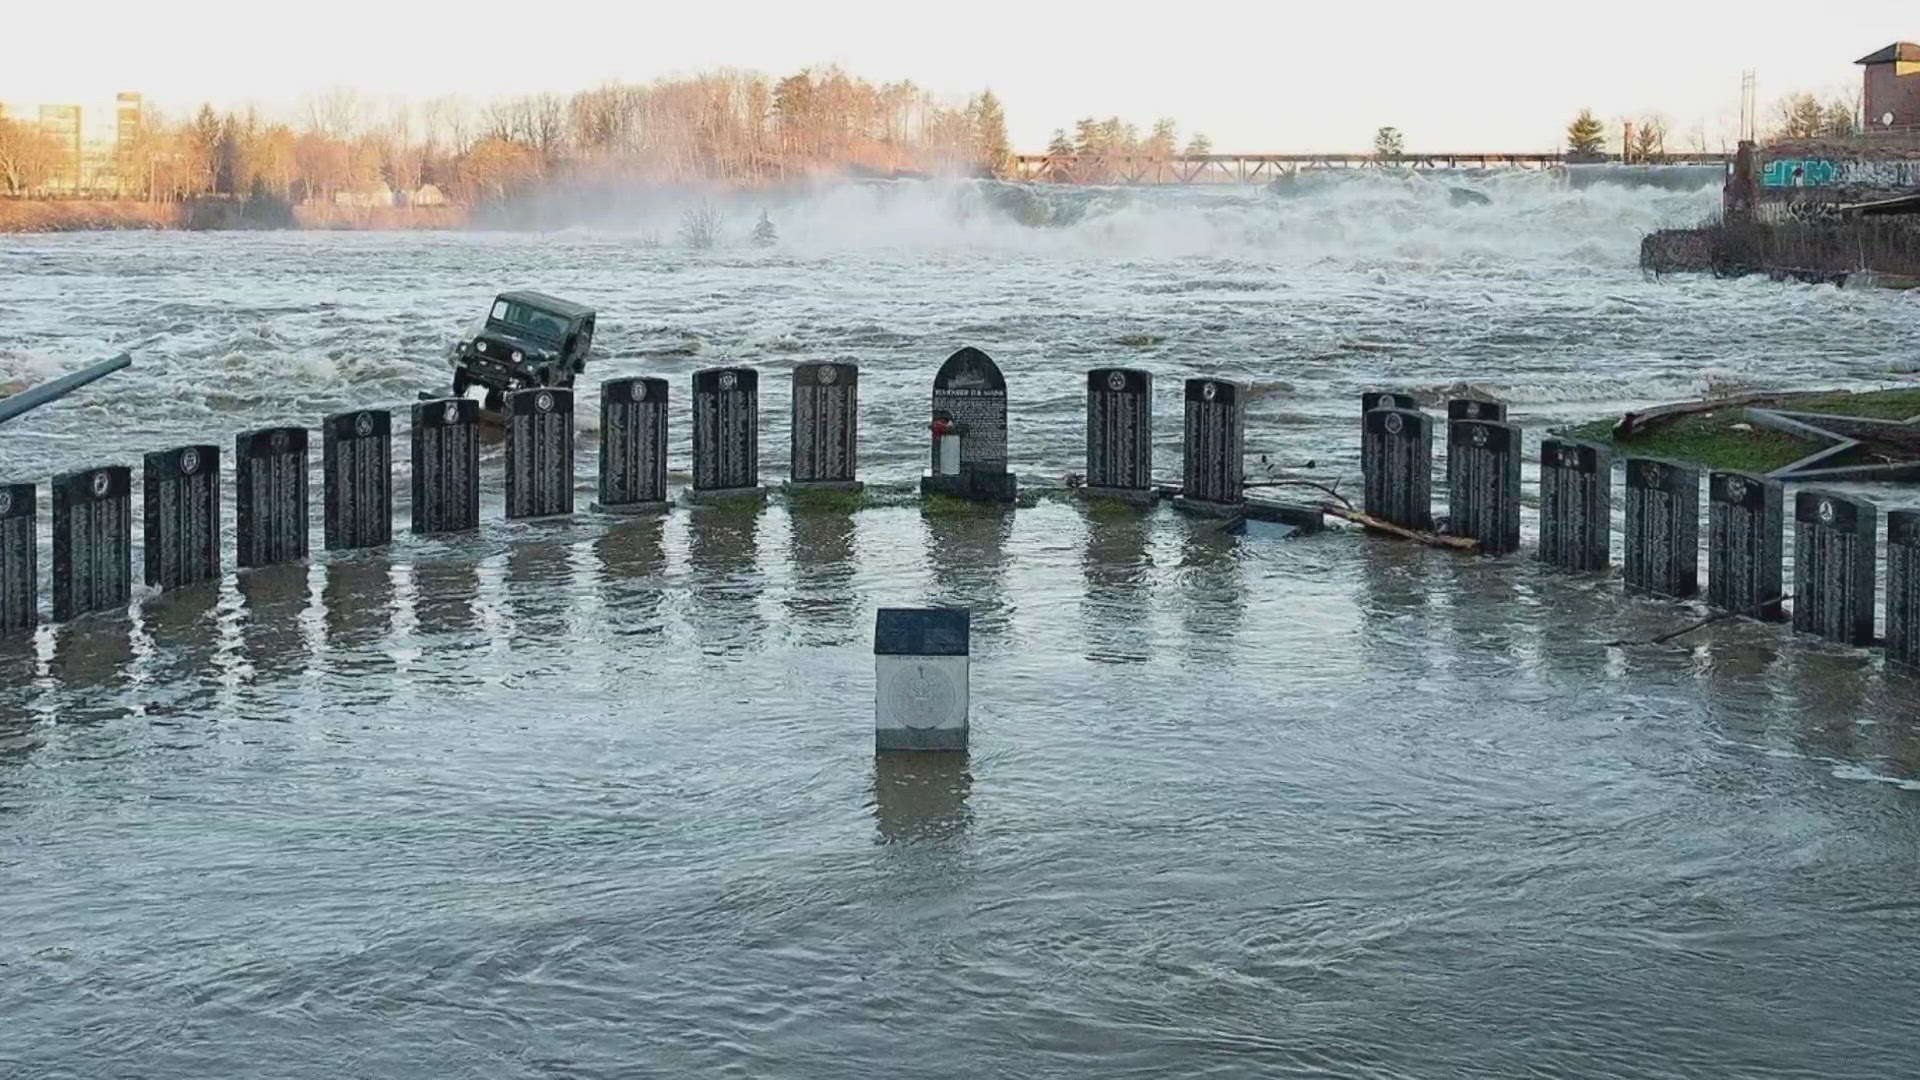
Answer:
(1762, 158, 1920, 189)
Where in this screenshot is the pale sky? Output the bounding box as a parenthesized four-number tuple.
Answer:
(4, 0, 1914, 151)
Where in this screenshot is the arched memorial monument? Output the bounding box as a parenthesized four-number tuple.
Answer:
(922, 347, 1016, 504)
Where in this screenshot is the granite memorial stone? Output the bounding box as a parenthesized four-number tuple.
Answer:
(144, 444, 220, 591)
(874, 607, 970, 751)
(1176, 377, 1245, 514)
(688, 366, 763, 501)
(922, 346, 1016, 503)
(0, 482, 36, 634)
(1082, 368, 1154, 503)
(790, 362, 860, 490)
(1886, 510, 1920, 668)
(1537, 437, 1610, 571)
(1623, 458, 1700, 598)
(595, 376, 670, 512)
(505, 386, 574, 518)
(1361, 391, 1419, 414)
(323, 408, 392, 551)
(1362, 407, 1433, 531)
(1447, 399, 1508, 423)
(1362, 392, 1420, 481)
(411, 397, 480, 534)
(1792, 490, 1876, 646)
(52, 465, 131, 622)
(1706, 470, 1783, 620)
(1446, 420, 1521, 553)
(235, 426, 309, 568)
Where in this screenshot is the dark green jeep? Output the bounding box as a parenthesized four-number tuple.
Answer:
(448, 291, 595, 413)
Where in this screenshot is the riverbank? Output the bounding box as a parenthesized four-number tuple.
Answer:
(0, 199, 466, 233)
(1562, 388, 1920, 473)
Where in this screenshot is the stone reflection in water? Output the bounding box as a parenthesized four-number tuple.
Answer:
(321, 556, 395, 657)
(503, 541, 574, 652)
(0, 637, 39, 733)
(872, 750, 972, 843)
(922, 507, 1010, 635)
(48, 616, 136, 721)
(1175, 518, 1245, 663)
(1079, 503, 1154, 664)
(785, 506, 858, 642)
(237, 564, 311, 690)
(412, 558, 481, 639)
(686, 507, 765, 657)
(135, 587, 222, 716)
(1441, 556, 1526, 661)
(1781, 648, 1876, 762)
(593, 518, 667, 640)
(1528, 570, 1630, 691)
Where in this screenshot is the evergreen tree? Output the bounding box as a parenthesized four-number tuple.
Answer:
(1566, 109, 1605, 157)
(1144, 118, 1178, 159)
(1072, 117, 1101, 156)
(190, 104, 223, 194)
(1184, 133, 1212, 155)
(970, 89, 1011, 177)
(1372, 126, 1405, 160)
(1046, 129, 1075, 157)
(752, 210, 777, 247)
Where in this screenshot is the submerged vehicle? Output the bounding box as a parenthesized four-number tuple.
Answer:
(447, 291, 596, 415)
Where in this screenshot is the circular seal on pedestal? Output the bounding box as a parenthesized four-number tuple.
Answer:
(92, 471, 110, 497)
(270, 430, 288, 453)
(180, 448, 201, 475)
(1202, 382, 1218, 402)
(535, 391, 554, 413)
(817, 365, 839, 386)
(1641, 462, 1662, 488)
(1560, 446, 1581, 469)
(1106, 371, 1127, 392)
(1383, 413, 1404, 435)
(719, 372, 738, 392)
(0, 491, 12, 516)
(355, 412, 374, 437)
(1724, 476, 1747, 504)
(1470, 426, 1489, 448)
(631, 380, 648, 402)
(885, 661, 961, 730)
(1818, 499, 1836, 524)
(443, 401, 460, 424)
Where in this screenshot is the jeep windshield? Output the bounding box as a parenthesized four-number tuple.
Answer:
(487, 299, 570, 346)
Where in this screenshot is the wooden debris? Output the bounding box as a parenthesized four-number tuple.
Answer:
(1319, 502, 1478, 551)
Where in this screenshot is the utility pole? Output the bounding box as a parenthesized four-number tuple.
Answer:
(1740, 71, 1757, 143)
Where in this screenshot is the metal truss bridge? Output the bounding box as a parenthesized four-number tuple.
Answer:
(1009, 152, 1733, 185)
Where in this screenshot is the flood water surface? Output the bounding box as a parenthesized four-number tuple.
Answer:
(4, 178, 1920, 1077)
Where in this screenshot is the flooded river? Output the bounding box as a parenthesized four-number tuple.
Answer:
(4, 176, 1920, 1077)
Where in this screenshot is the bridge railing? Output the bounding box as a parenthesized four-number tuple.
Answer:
(1010, 152, 1734, 185)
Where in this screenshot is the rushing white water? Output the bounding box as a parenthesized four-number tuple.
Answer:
(5, 174, 1920, 1080)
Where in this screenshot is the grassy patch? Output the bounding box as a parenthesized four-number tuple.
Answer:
(1563, 414, 1819, 474)
(1560, 388, 1920, 475)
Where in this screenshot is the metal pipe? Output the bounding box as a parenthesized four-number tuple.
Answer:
(0, 353, 132, 426)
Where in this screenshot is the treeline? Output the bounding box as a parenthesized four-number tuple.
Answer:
(1043, 117, 1212, 158)
(0, 67, 1017, 204)
(1563, 92, 1859, 164)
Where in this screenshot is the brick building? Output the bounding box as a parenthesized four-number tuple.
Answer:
(1857, 43, 1920, 131)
